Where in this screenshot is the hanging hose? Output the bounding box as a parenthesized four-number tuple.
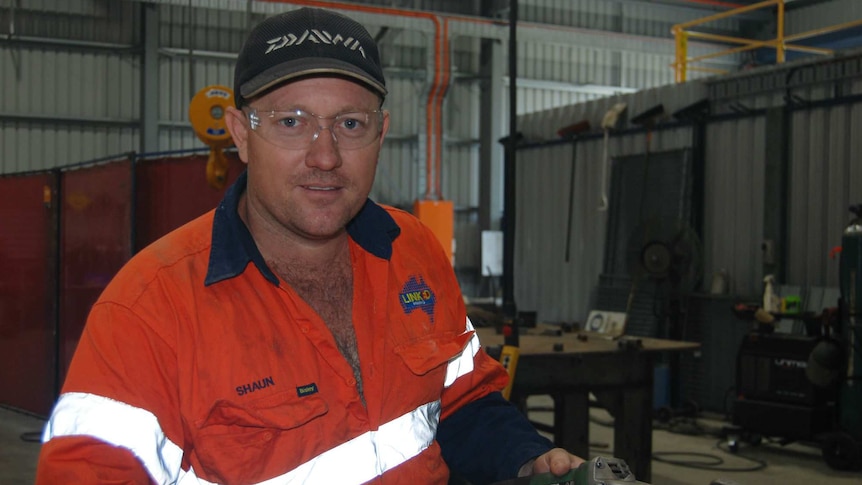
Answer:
(598, 102, 626, 212)
(599, 128, 610, 211)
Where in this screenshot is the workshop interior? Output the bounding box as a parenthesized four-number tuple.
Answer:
(2, 1, 862, 484)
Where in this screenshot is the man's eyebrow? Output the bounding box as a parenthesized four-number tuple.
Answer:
(257, 105, 304, 112)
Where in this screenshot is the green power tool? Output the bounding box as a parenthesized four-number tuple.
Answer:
(491, 456, 649, 485)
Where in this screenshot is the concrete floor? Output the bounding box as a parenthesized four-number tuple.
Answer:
(1, 406, 43, 485)
(581, 408, 862, 485)
(2, 399, 861, 485)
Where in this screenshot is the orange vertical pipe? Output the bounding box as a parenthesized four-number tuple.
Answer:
(424, 15, 443, 200)
(433, 18, 451, 200)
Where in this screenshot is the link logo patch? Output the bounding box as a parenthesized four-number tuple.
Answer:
(399, 275, 436, 322)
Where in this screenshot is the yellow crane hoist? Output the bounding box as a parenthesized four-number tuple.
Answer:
(189, 85, 234, 190)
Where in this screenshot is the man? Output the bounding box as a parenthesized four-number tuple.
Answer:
(36, 7, 583, 484)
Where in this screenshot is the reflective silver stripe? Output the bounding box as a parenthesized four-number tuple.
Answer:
(177, 466, 216, 485)
(45, 394, 440, 485)
(443, 316, 481, 387)
(256, 400, 441, 485)
(43, 392, 183, 485)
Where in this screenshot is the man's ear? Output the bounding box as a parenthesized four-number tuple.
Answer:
(225, 106, 250, 165)
(377, 110, 390, 149)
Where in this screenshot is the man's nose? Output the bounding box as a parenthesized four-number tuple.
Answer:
(305, 125, 341, 170)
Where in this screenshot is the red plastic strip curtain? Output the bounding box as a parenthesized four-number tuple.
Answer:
(59, 161, 132, 384)
(134, 153, 244, 251)
(0, 172, 59, 416)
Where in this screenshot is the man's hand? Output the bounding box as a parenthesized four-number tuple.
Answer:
(517, 448, 586, 477)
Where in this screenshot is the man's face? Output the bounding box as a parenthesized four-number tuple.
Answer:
(227, 77, 389, 243)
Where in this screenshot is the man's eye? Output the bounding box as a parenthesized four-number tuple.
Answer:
(339, 116, 365, 130)
(277, 116, 299, 128)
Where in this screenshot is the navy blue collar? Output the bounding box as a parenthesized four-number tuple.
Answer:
(205, 171, 400, 286)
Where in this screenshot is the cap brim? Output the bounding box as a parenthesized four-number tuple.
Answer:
(240, 57, 387, 100)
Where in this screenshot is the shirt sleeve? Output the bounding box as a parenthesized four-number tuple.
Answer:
(437, 391, 554, 484)
(36, 436, 156, 485)
(36, 300, 184, 484)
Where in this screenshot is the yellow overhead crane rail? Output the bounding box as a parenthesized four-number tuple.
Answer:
(672, 0, 862, 83)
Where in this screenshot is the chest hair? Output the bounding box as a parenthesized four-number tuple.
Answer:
(270, 256, 364, 402)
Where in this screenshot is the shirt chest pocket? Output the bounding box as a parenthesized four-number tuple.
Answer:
(392, 330, 475, 397)
(192, 390, 328, 484)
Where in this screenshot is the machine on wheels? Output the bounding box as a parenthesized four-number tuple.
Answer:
(730, 204, 862, 471)
(731, 329, 839, 445)
(824, 203, 862, 471)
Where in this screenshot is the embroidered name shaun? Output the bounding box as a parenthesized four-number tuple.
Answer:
(265, 30, 367, 58)
(399, 276, 436, 322)
(236, 376, 275, 396)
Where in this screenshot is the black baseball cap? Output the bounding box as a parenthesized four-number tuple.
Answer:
(234, 7, 387, 107)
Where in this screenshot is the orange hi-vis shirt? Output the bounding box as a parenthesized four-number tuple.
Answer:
(36, 172, 553, 484)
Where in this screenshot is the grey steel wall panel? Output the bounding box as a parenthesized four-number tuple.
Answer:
(159, 5, 250, 52)
(513, 123, 695, 323)
(621, 50, 676, 90)
(373, 141, 420, 207)
(453, 210, 480, 272)
(441, 145, 478, 206)
(0, 0, 736, 177)
(3, 0, 138, 44)
(157, 127, 200, 153)
(520, 42, 617, 85)
(515, 52, 862, 322)
(446, 79, 480, 142)
(787, 103, 862, 288)
(517, 87, 600, 117)
(512, 77, 710, 322)
(622, 0, 742, 38)
(702, 52, 862, 292)
(1, 122, 138, 173)
(514, 140, 610, 323)
(0, 42, 140, 173)
(0, 0, 807, 307)
(785, 0, 862, 34)
(1, 46, 139, 119)
(383, 76, 423, 136)
(703, 116, 766, 298)
(518, 0, 742, 38)
(158, 55, 233, 125)
(517, 81, 709, 145)
(708, 54, 862, 113)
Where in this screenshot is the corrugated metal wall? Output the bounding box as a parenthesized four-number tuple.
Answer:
(1, 0, 740, 167)
(787, 102, 862, 287)
(785, 0, 862, 34)
(2, 0, 839, 291)
(703, 115, 766, 298)
(515, 140, 609, 322)
(1, 0, 140, 170)
(706, 56, 862, 293)
(514, 122, 697, 323)
(517, 47, 862, 323)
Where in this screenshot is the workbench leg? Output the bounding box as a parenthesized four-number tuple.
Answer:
(553, 392, 590, 460)
(613, 383, 653, 481)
